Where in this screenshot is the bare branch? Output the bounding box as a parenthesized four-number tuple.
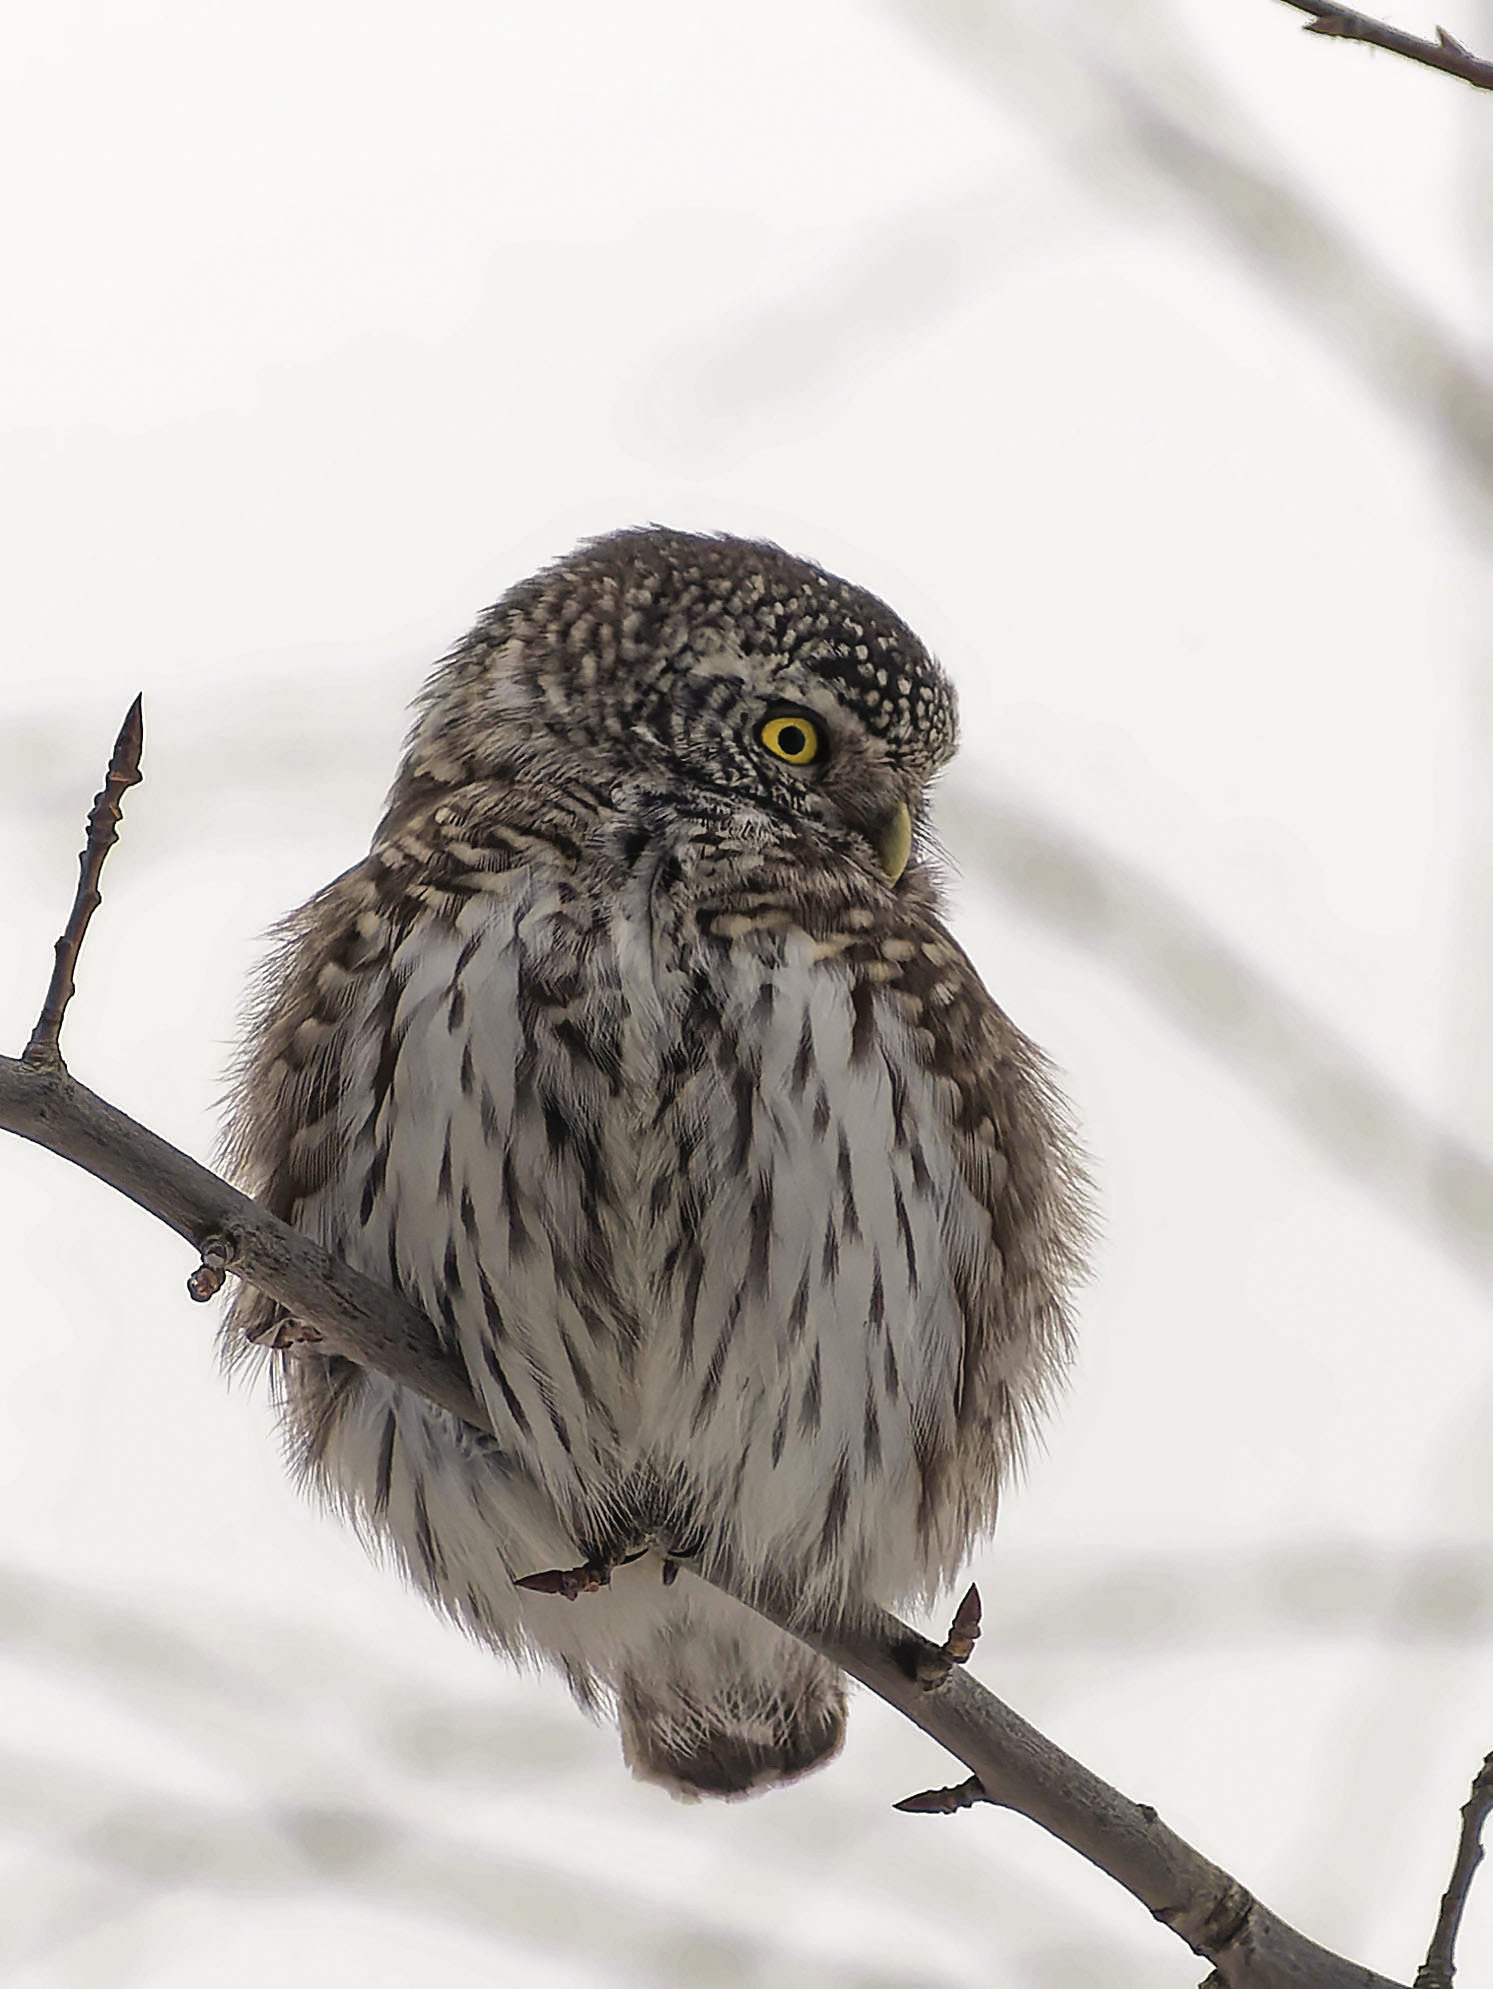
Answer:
(1415, 1751, 1493, 1987)
(0, 1060, 487, 1435)
(887, 4, 1493, 500)
(895, 1771, 988, 1814)
(23, 695, 142, 1070)
(0, 710, 1432, 1986)
(1277, 3, 1493, 92)
(0, 1050, 1413, 1987)
(780, 1592, 1409, 1986)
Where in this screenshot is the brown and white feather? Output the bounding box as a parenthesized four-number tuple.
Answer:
(222, 527, 1089, 1797)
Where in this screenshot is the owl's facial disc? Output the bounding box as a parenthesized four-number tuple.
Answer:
(414, 529, 957, 886)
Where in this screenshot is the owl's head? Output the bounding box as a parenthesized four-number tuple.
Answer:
(399, 527, 958, 885)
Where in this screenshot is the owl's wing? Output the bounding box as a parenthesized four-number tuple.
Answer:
(861, 896, 1089, 1494)
(217, 861, 399, 1452)
(222, 838, 641, 1516)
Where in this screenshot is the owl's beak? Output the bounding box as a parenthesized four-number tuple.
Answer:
(874, 802, 913, 884)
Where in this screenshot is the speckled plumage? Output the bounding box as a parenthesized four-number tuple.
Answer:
(223, 527, 1088, 1797)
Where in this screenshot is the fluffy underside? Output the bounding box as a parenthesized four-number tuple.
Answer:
(229, 836, 1071, 1796)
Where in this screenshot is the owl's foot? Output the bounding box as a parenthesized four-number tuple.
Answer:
(240, 1304, 323, 1350)
(894, 1773, 989, 1816)
(912, 1583, 983, 1688)
(514, 1559, 614, 1599)
(514, 1544, 651, 1600)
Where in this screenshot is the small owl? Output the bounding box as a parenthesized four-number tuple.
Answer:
(224, 528, 1087, 1798)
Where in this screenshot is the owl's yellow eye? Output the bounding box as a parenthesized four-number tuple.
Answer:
(758, 712, 822, 766)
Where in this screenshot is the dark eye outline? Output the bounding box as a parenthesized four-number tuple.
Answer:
(757, 706, 825, 768)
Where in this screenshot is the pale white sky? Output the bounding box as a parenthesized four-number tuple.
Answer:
(1, 5, 1490, 1985)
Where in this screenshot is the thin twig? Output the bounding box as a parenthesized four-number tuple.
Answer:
(0, 1060, 487, 1434)
(22, 696, 144, 1071)
(907, 1579, 983, 1687)
(941, 1581, 982, 1665)
(894, 1773, 988, 1814)
(892, 4, 1493, 499)
(1276, 3, 1493, 92)
(1414, 1752, 1493, 1988)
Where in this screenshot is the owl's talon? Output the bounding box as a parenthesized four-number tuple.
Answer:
(515, 1559, 613, 1599)
(894, 1773, 988, 1815)
(241, 1307, 322, 1350)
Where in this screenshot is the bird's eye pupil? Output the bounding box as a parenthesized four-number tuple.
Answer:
(778, 725, 805, 757)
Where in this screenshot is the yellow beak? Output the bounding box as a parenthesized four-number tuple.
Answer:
(876, 802, 913, 885)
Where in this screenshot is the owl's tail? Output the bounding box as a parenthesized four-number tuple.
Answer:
(618, 1608, 846, 1800)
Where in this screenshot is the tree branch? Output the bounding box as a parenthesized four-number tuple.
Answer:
(16, 691, 1493, 1986)
(890, 3, 1493, 501)
(0, 1058, 489, 1436)
(1276, 3, 1493, 92)
(1415, 1750, 1493, 1988)
(0, 1045, 1417, 1986)
(0, 698, 1444, 1988)
(23, 693, 142, 1069)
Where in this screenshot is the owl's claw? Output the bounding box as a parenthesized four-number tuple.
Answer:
(515, 1559, 614, 1599)
(894, 1773, 988, 1815)
(241, 1305, 323, 1350)
(913, 1583, 983, 1688)
(515, 1542, 652, 1599)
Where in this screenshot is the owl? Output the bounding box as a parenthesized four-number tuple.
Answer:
(223, 527, 1087, 1798)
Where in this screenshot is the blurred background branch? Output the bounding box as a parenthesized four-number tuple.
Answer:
(869, 3, 1493, 494)
(943, 782, 1493, 1282)
(1276, 2, 1493, 93)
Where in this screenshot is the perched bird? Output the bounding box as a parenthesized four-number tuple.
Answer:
(223, 527, 1088, 1798)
